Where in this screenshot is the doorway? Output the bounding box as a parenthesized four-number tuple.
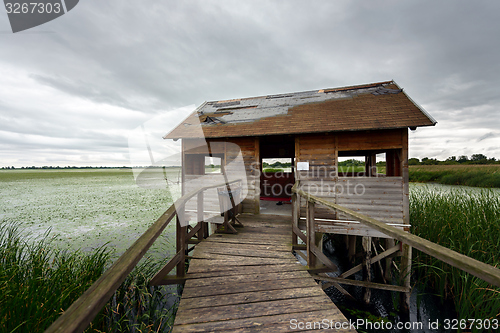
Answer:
(259, 135, 295, 215)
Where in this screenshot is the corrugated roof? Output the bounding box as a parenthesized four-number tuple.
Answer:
(164, 80, 436, 139)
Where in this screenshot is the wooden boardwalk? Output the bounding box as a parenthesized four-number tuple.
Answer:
(172, 214, 355, 332)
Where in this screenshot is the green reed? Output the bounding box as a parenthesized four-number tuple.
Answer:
(410, 187, 500, 322)
(0, 222, 178, 332)
(0, 222, 109, 332)
(410, 165, 500, 188)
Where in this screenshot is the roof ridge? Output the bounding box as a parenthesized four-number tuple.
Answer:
(208, 80, 394, 104)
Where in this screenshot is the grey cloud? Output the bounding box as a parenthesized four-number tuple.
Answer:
(2, 0, 500, 166)
(478, 132, 496, 142)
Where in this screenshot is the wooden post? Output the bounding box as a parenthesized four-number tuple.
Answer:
(362, 236, 372, 304)
(176, 207, 186, 278)
(306, 200, 316, 268)
(400, 128, 412, 312)
(385, 238, 395, 281)
(197, 191, 205, 240)
(400, 243, 412, 313)
(254, 137, 260, 215)
(291, 192, 299, 246)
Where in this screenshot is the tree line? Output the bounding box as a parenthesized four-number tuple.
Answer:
(409, 154, 498, 165)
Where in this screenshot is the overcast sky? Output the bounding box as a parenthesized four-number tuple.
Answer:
(1, 0, 499, 167)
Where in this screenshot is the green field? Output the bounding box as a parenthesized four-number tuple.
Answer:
(410, 164, 500, 188)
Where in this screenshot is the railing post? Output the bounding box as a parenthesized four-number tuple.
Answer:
(176, 206, 186, 278)
(306, 199, 316, 268)
(291, 192, 299, 246)
(400, 243, 412, 313)
(197, 191, 205, 240)
(362, 236, 372, 304)
(384, 238, 395, 281)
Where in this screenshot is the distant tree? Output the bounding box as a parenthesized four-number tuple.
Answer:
(338, 159, 364, 167)
(443, 156, 459, 165)
(457, 155, 469, 164)
(470, 154, 488, 164)
(408, 158, 420, 165)
(421, 157, 439, 165)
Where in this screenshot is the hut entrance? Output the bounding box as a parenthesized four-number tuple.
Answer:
(259, 135, 295, 214)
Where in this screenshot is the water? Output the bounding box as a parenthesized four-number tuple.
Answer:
(0, 168, 180, 259)
(410, 181, 500, 194)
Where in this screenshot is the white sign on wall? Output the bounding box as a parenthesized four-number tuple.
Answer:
(297, 162, 309, 171)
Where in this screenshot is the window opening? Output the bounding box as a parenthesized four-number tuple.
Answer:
(205, 156, 222, 174)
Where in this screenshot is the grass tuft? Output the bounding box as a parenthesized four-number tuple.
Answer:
(410, 186, 500, 323)
(0, 221, 178, 333)
(0, 222, 109, 332)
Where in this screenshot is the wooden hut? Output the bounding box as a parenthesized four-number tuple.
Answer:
(165, 80, 435, 220)
(164, 80, 436, 308)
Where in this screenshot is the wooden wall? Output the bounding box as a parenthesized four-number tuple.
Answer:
(295, 129, 409, 237)
(179, 128, 410, 235)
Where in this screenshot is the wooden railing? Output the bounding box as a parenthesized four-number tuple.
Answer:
(45, 179, 241, 333)
(291, 181, 500, 288)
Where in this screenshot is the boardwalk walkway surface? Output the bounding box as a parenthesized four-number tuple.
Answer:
(172, 214, 355, 332)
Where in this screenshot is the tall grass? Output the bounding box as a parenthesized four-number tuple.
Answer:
(90, 259, 179, 333)
(0, 222, 178, 332)
(410, 187, 500, 322)
(410, 165, 500, 188)
(0, 222, 109, 332)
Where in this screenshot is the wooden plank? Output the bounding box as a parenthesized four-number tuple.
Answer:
(207, 233, 290, 242)
(190, 252, 298, 264)
(196, 240, 291, 252)
(310, 274, 409, 293)
(177, 286, 325, 310)
(202, 236, 291, 247)
(171, 214, 353, 333)
(150, 250, 183, 285)
(185, 270, 313, 288)
(316, 223, 404, 238)
(185, 263, 307, 277)
(175, 296, 331, 325)
(192, 246, 296, 259)
(181, 277, 318, 298)
(172, 308, 352, 333)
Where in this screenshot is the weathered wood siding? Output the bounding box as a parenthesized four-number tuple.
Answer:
(295, 129, 407, 238)
(337, 129, 403, 151)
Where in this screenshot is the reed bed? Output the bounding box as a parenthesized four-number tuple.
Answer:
(410, 165, 500, 188)
(0, 222, 177, 333)
(410, 187, 500, 322)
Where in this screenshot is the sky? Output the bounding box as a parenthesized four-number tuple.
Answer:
(1, 0, 499, 167)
